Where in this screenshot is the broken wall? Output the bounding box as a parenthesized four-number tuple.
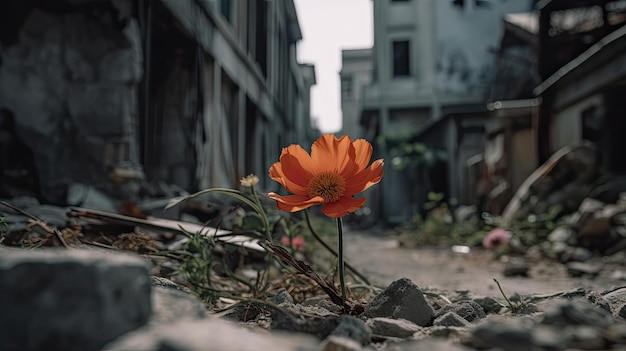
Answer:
(0, 3, 142, 202)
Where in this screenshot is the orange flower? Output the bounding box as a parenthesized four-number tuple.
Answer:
(268, 134, 384, 218)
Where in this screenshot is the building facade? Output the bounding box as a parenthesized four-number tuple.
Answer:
(0, 0, 316, 203)
(340, 48, 373, 140)
(354, 0, 535, 223)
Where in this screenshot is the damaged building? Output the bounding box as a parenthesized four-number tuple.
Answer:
(344, 0, 536, 223)
(0, 0, 317, 205)
(484, 0, 626, 215)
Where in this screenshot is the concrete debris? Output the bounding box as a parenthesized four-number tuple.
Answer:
(2, 247, 626, 351)
(363, 278, 434, 327)
(365, 317, 423, 338)
(0, 248, 152, 351)
(104, 318, 321, 351)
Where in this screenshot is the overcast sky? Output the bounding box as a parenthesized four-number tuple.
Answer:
(294, 0, 373, 133)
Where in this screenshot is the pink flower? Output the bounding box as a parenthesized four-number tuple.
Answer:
(482, 228, 511, 249)
(280, 235, 306, 251)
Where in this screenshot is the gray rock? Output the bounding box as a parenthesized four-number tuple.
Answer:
(434, 300, 486, 322)
(602, 287, 626, 318)
(321, 335, 365, 351)
(584, 291, 612, 313)
(363, 278, 434, 327)
(530, 325, 571, 350)
(603, 323, 626, 344)
(540, 299, 613, 327)
(503, 262, 529, 277)
(473, 296, 503, 314)
(269, 288, 295, 305)
(433, 312, 472, 327)
(386, 339, 473, 350)
(470, 318, 536, 351)
(566, 261, 602, 277)
(568, 325, 605, 350)
(104, 318, 320, 351)
(366, 317, 422, 338)
(270, 302, 340, 339)
(331, 316, 372, 346)
(548, 227, 575, 242)
(302, 296, 344, 314)
(151, 275, 191, 292)
(0, 248, 151, 351)
(150, 286, 207, 325)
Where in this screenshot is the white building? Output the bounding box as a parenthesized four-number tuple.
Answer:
(340, 48, 373, 140)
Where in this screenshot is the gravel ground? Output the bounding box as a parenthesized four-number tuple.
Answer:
(344, 229, 623, 296)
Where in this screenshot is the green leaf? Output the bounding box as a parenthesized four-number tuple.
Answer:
(242, 213, 266, 231)
(165, 188, 262, 214)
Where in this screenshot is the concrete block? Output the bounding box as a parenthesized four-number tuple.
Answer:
(0, 248, 152, 351)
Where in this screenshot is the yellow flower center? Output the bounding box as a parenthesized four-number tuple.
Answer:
(307, 172, 346, 203)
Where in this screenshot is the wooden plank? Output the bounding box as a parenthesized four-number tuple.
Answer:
(68, 207, 263, 252)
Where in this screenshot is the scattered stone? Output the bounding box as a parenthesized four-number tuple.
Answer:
(302, 296, 344, 314)
(603, 323, 626, 344)
(569, 325, 605, 350)
(473, 296, 503, 314)
(269, 288, 295, 305)
(434, 300, 486, 322)
(363, 278, 434, 327)
(503, 262, 530, 277)
(560, 246, 594, 262)
(540, 299, 613, 327)
(151, 275, 192, 292)
(330, 316, 372, 346)
(104, 318, 320, 351)
(469, 317, 536, 351)
(548, 227, 575, 243)
(321, 335, 365, 351)
(270, 303, 340, 339)
(150, 286, 207, 325)
(386, 339, 473, 350)
(366, 317, 422, 338)
(433, 312, 472, 327)
(221, 302, 265, 322)
(602, 287, 626, 318)
(0, 248, 151, 351)
(566, 261, 602, 277)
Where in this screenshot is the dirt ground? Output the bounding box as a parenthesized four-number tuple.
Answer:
(343, 230, 624, 297)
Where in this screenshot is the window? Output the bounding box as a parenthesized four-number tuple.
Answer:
(220, 0, 231, 22)
(392, 40, 410, 77)
(341, 75, 353, 100)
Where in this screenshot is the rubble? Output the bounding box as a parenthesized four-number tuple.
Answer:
(0, 248, 151, 351)
(3, 238, 626, 351)
(4, 172, 626, 350)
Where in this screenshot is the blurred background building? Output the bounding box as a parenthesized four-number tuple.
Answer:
(342, 0, 626, 224)
(0, 0, 317, 204)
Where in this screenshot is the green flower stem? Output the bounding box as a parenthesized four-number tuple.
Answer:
(303, 210, 370, 285)
(337, 217, 346, 298)
(249, 184, 272, 242)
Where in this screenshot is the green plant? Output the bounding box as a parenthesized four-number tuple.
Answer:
(383, 138, 447, 172)
(163, 175, 278, 303)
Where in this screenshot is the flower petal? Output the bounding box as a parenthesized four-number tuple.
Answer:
(352, 139, 374, 173)
(344, 159, 384, 196)
(267, 193, 325, 213)
(321, 196, 367, 218)
(311, 134, 358, 175)
(269, 162, 308, 195)
(281, 144, 319, 178)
